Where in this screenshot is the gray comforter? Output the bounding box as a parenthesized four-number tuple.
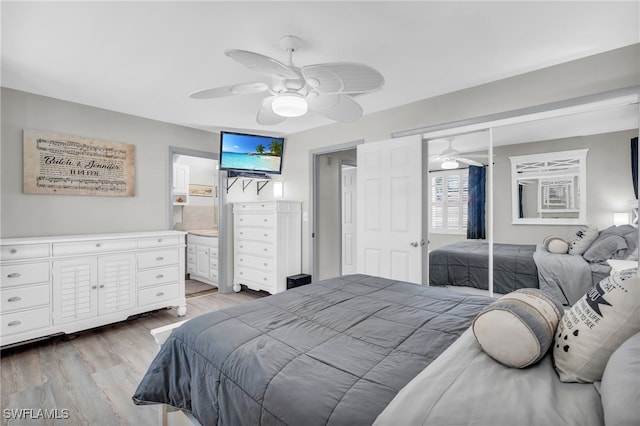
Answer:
(429, 241, 538, 294)
(133, 274, 493, 425)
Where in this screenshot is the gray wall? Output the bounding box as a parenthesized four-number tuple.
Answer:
(280, 44, 639, 274)
(1, 88, 217, 238)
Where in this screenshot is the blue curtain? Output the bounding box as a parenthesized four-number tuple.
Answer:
(467, 165, 486, 239)
(632, 137, 638, 199)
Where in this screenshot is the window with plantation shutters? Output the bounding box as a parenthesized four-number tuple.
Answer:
(430, 169, 469, 234)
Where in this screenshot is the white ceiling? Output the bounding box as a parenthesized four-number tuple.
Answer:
(2, 1, 638, 137)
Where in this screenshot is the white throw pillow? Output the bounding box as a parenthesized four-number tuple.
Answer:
(472, 289, 563, 368)
(600, 332, 640, 426)
(543, 235, 569, 254)
(567, 226, 599, 255)
(553, 269, 640, 383)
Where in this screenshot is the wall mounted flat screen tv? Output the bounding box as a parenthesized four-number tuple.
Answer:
(219, 131, 285, 174)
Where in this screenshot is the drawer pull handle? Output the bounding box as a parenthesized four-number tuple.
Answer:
(9, 249, 17, 254)
(264, 248, 268, 252)
(264, 263, 268, 266)
(156, 274, 164, 279)
(158, 238, 163, 242)
(99, 284, 105, 288)
(92, 285, 97, 290)
(263, 277, 268, 281)
(156, 292, 164, 297)
(96, 243, 102, 247)
(239, 272, 244, 275)
(240, 232, 244, 235)
(7, 273, 21, 278)
(8, 320, 21, 326)
(240, 218, 244, 221)
(7, 296, 21, 302)
(264, 219, 268, 222)
(156, 256, 164, 261)
(264, 234, 268, 237)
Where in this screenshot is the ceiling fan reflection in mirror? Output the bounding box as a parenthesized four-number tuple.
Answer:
(190, 35, 384, 126)
(431, 138, 488, 169)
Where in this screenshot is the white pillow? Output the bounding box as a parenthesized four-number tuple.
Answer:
(543, 235, 569, 254)
(567, 226, 599, 255)
(600, 332, 640, 426)
(472, 289, 563, 368)
(553, 269, 640, 383)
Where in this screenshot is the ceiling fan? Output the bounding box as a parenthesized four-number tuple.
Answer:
(189, 35, 384, 126)
(431, 138, 487, 169)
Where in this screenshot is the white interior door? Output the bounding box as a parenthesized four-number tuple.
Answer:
(341, 165, 357, 275)
(356, 135, 423, 283)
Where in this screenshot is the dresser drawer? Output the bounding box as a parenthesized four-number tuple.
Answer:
(53, 239, 136, 256)
(209, 246, 218, 258)
(138, 283, 180, 306)
(187, 253, 196, 265)
(209, 268, 218, 281)
(1, 262, 50, 288)
(236, 254, 273, 271)
(1, 307, 50, 336)
(1, 284, 50, 313)
(234, 202, 275, 212)
(187, 263, 196, 274)
(236, 214, 275, 228)
(1, 244, 50, 261)
(236, 228, 274, 243)
(235, 266, 274, 289)
(138, 265, 180, 288)
(137, 249, 179, 269)
(235, 241, 274, 257)
(138, 234, 183, 249)
(187, 245, 196, 254)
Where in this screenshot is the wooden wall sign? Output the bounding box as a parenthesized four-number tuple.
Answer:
(23, 129, 136, 196)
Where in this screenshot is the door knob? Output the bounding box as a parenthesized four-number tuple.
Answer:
(410, 241, 418, 247)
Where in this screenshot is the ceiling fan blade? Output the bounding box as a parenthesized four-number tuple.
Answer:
(306, 92, 339, 111)
(457, 158, 485, 167)
(225, 49, 300, 80)
(313, 94, 362, 122)
(190, 82, 268, 99)
(301, 63, 384, 94)
(256, 96, 287, 126)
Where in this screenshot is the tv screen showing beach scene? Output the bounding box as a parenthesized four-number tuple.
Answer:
(219, 131, 284, 174)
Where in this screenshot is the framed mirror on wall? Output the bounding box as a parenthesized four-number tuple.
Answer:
(510, 149, 588, 225)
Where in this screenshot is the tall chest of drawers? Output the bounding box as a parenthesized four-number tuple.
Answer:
(233, 201, 301, 294)
(0, 231, 186, 347)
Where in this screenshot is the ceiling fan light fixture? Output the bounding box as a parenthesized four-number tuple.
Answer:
(272, 93, 308, 117)
(441, 159, 459, 169)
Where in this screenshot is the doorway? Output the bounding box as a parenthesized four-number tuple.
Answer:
(310, 142, 361, 281)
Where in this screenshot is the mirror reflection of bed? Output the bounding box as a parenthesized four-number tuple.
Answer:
(426, 101, 639, 305)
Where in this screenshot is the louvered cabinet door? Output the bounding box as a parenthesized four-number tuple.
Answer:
(52, 258, 98, 324)
(97, 253, 136, 315)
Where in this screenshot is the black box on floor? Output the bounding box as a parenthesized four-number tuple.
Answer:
(287, 274, 312, 289)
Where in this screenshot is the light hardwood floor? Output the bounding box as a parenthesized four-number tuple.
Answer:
(1, 289, 264, 426)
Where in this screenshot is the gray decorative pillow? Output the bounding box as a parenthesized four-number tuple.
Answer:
(553, 269, 640, 383)
(568, 226, 599, 255)
(582, 234, 627, 263)
(472, 289, 563, 368)
(600, 332, 640, 426)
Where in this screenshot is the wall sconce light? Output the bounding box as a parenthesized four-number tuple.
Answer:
(613, 212, 630, 226)
(273, 181, 284, 198)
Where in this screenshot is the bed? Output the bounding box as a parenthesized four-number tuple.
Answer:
(428, 241, 611, 305)
(132, 274, 611, 426)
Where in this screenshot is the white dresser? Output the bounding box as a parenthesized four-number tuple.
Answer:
(187, 234, 219, 286)
(233, 201, 301, 294)
(0, 230, 186, 347)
